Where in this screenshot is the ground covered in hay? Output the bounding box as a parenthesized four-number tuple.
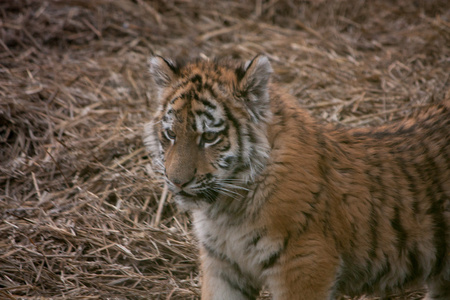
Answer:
(1, 0, 449, 299)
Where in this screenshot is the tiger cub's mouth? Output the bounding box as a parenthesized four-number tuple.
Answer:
(167, 180, 220, 204)
(177, 190, 196, 198)
(195, 188, 219, 203)
(174, 188, 219, 204)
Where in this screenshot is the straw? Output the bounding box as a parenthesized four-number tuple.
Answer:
(1, 0, 448, 298)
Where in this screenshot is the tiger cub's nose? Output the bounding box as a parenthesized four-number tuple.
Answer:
(168, 171, 196, 189)
(171, 177, 192, 188)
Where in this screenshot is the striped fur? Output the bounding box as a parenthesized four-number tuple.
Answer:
(143, 55, 450, 300)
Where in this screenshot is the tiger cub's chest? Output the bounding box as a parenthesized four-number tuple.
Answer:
(193, 210, 282, 281)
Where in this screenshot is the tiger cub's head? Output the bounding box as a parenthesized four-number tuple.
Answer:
(144, 55, 272, 207)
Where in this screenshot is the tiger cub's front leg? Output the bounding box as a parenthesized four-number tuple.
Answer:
(200, 247, 260, 300)
(265, 235, 340, 300)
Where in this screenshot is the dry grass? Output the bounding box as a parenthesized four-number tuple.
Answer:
(1, 0, 449, 299)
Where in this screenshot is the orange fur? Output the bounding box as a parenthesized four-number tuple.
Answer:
(144, 55, 450, 299)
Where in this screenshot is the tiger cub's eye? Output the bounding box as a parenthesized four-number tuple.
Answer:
(165, 129, 176, 140)
(202, 131, 219, 143)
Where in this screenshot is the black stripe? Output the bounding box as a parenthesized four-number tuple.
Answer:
(395, 156, 420, 214)
(371, 152, 387, 204)
(219, 141, 231, 152)
(222, 103, 244, 174)
(363, 254, 391, 293)
(190, 74, 202, 86)
(349, 218, 357, 249)
(202, 242, 230, 264)
(180, 90, 196, 101)
(195, 109, 214, 121)
(235, 64, 247, 82)
(246, 123, 257, 143)
(197, 97, 217, 109)
(440, 138, 450, 167)
(213, 119, 225, 128)
(419, 140, 447, 276)
(218, 155, 234, 170)
(202, 241, 259, 299)
(368, 200, 378, 260)
(198, 188, 219, 204)
(202, 82, 219, 100)
(260, 233, 289, 270)
(366, 157, 381, 261)
(366, 151, 388, 261)
(428, 194, 447, 276)
(298, 211, 313, 233)
(261, 251, 281, 270)
(316, 130, 329, 179)
(219, 272, 258, 300)
(316, 133, 334, 240)
(390, 205, 408, 252)
(170, 96, 180, 104)
(161, 76, 193, 110)
(232, 163, 250, 177)
(247, 231, 264, 248)
(217, 124, 229, 136)
(406, 243, 421, 282)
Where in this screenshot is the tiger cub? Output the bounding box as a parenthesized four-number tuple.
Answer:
(143, 55, 450, 300)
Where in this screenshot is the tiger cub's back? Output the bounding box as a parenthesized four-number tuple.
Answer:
(326, 102, 450, 297)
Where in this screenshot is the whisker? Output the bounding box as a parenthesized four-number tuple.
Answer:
(213, 185, 244, 200)
(220, 178, 246, 183)
(213, 189, 239, 201)
(201, 188, 216, 203)
(219, 182, 249, 192)
(217, 186, 246, 196)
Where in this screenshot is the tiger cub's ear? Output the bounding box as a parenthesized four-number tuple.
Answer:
(148, 56, 178, 99)
(237, 55, 273, 122)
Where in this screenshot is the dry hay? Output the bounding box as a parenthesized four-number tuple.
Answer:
(1, 0, 449, 299)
